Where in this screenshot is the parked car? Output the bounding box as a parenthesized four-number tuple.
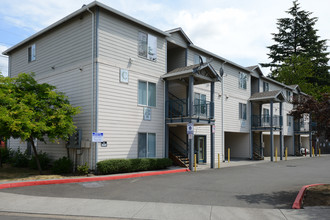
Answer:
(300, 147, 310, 154)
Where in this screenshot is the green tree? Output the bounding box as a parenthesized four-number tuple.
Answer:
(0, 73, 80, 174)
(261, 0, 329, 95)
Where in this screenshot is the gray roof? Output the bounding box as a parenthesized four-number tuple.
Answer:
(162, 63, 221, 83)
(3, 1, 170, 55)
(166, 27, 193, 45)
(249, 90, 285, 103)
(246, 65, 259, 71)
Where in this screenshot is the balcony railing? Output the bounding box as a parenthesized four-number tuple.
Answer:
(294, 122, 310, 132)
(252, 114, 283, 128)
(166, 98, 213, 119)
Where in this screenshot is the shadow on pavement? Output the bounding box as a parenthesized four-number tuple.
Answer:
(236, 190, 297, 209)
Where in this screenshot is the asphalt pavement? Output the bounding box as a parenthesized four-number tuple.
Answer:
(0, 155, 329, 219)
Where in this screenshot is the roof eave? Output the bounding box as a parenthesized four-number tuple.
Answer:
(3, 1, 170, 55)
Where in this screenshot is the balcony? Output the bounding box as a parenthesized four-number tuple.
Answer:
(294, 122, 310, 133)
(252, 114, 283, 129)
(166, 98, 214, 123)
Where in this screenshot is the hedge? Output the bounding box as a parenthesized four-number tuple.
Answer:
(97, 158, 172, 175)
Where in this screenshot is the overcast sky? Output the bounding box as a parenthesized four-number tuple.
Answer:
(1, 0, 330, 76)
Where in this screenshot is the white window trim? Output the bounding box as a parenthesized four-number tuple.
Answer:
(239, 103, 247, 120)
(239, 72, 247, 90)
(138, 80, 156, 107)
(28, 44, 36, 62)
(138, 31, 157, 62)
(138, 132, 156, 158)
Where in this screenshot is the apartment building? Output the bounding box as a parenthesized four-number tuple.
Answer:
(3, 1, 310, 170)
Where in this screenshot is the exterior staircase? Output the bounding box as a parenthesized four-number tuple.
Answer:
(169, 148, 189, 168)
(253, 144, 264, 160)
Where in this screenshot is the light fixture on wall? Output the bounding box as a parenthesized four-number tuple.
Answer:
(129, 57, 135, 63)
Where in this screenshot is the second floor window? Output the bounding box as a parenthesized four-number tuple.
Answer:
(28, 44, 36, 62)
(239, 103, 247, 120)
(286, 90, 292, 102)
(138, 32, 157, 61)
(263, 82, 269, 92)
(239, 72, 247, 89)
(287, 115, 292, 127)
(138, 81, 156, 107)
(194, 93, 206, 115)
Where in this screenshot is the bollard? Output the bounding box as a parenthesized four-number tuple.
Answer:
(218, 153, 220, 169)
(228, 148, 230, 163)
(312, 147, 315, 157)
(194, 154, 197, 172)
(319, 148, 321, 157)
(275, 148, 278, 162)
(285, 147, 288, 161)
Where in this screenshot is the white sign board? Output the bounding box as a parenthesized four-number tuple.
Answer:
(92, 132, 104, 142)
(212, 125, 215, 133)
(188, 134, 193, 140)
(187, 123, 194, 135)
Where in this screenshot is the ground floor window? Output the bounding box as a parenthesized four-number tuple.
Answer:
(138, 133, 156, 158)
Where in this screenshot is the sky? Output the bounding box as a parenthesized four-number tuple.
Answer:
(1, 0, 330, 77)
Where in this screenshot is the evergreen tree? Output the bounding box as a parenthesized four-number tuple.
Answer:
(261, 0, 329, 95)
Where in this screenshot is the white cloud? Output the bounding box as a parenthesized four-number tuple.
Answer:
(173, 8, 272, 67)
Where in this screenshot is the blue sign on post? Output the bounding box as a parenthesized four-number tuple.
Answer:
(92, 132, 104, 142)
(187, 123, 194, 135)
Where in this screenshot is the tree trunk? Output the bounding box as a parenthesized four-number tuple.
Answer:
(30, 137, 42, 175)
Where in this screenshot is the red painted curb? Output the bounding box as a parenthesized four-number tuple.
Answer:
(0, 168, 189, 190)
(292, 183, 325, 209)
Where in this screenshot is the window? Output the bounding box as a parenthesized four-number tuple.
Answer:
(138, 32, 157, 61)
(263, 82, 269, 92)
(138, 133, 156, 158)
(194, 54, 206, 64)
(138, 81, 156, 107)
(239, 72, 247, 89)
(263, 108, 270, 124)
(286, 90, 292, 102)
(239, 103, 247, 120)
(287, 115, 292, 126)
(194, 93, 206, 115)
(28, 44, 36, 62)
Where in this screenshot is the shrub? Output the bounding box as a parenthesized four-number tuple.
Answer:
(97, 158, 172, 175)
(11, 148, 30, 168)
(0, 147, 14, 163)
(29, 151, 51, 170)
(52, 157, 73, 174)
(77, 162, 89, 175)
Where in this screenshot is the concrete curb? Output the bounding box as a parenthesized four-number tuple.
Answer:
(292, 183, 326, 209)
(0, 168, 189, 190)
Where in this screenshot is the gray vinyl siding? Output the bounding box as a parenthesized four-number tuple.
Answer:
(167, 32, 188, 48)
(96, 10, 166, 161)
(7, 13, 94, 162)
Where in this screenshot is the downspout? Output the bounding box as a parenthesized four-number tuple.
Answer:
(221, 62, 226, 162)
(85, 6, 95, 170)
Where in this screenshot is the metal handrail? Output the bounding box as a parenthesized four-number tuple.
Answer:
(251, 114, 283, 127)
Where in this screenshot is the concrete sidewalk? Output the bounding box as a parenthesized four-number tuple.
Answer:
(0, 191, 328, 220)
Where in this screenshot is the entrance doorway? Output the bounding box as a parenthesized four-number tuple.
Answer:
(194, 135, 206, 163)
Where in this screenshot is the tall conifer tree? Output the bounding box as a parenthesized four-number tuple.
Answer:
(261, 0, 329, 96)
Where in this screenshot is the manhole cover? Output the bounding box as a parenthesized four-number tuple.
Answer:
(286, 165, 296, 167)
(79, 182, 104, 188)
